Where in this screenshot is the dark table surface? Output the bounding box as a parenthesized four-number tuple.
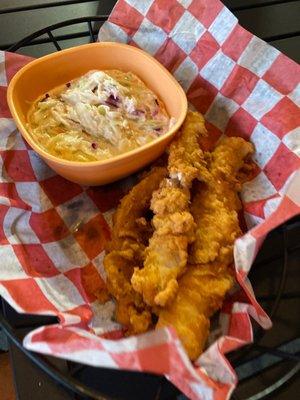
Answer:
(0, 1, 299, 400)
(0, 0, 299, 63)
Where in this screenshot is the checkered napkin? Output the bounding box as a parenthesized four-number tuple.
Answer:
(0, 1, 300, 399)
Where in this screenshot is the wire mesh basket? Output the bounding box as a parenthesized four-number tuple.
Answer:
(1, 16, 300, 400)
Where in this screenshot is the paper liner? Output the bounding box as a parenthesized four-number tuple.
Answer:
(0, 1, 300, 399)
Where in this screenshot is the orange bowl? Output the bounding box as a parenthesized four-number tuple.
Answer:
(7, 42, 187, 186)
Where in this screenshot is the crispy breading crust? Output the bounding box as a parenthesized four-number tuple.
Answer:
(156, 263, 233, 360)
(131, 112, 208, 307)
(190, 137, 254, 264)
(103, 166, 167, 334)
(156, 137, 254, 360)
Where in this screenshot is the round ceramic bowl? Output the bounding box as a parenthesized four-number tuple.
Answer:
(7, 42, 187, 186)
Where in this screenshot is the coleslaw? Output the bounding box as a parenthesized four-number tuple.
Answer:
(27, 70, 172, 162)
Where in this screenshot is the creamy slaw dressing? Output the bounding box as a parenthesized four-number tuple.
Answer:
(27, 70, 172, 162)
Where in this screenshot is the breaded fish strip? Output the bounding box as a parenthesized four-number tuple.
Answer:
(131, 112, 208, 307)
(189, 137, 254, 265)
(103, 167, 167, 334)
(156, 263, 233, 360)
(168, 111, 210, 186)
(157, 137, 254, 360)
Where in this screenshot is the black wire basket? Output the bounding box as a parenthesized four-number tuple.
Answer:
(1, 16, 300, 400)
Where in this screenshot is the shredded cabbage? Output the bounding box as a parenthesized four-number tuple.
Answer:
(27, 69, 172, 162)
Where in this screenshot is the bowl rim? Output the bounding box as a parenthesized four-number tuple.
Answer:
(7, 42, 188, 168)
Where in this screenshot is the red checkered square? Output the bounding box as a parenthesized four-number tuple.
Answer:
(87, 184, 124, 213)
(228, 313, 252, 343)
(221, 65, 259, 105)
(0, 182, 31, 210)
(30, 209, 68, 243)
(111, 341, 178, 374)
(127, 39, 139, 48)
(66, 305, 93, 324)
(0, 278, 58, 313)
(13, 244, 59, 278)
(188, 0, 223, 28)
(110, 0, 144, 36)
(4, 52, 32, 83)
(0, 205, 9, 245)
(65, 263, 106, 303)
(187, 74, 218, 114)
(225, 108, 257, 140)
(263, 53, 300, 95)
(40, 175, 82, 206)
(251, 196, 300, 240)
(1, 150, 36, 181)
(244, 198, 268, 220)
(264, 144, 300, 191)
(74, 214, 111, 260)
(155, 38, 186, 72)
(0, 87, 11, 118)
(261, 97, 300, 139)
(222, 24, 252, 62)
(147, 0, 185, 33)
(190, 31, 219, 70)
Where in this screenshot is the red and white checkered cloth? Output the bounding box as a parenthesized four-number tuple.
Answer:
(0, 1, 300, 399)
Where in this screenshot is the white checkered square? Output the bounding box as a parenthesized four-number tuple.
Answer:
(92, 251, 106, 282)
(234, 234, 257, 273)
(238, 36, 280, 78)
(43, 236, 90, 273)
(126, 0, 153, 15)
(89, 300, 120, 334)
(282, 127, 300, 157)
(0, 52, 7, 86)
(0, 185, 11, 205)
(177, 0, 193, 8)
(133, 18, 167, 55)
(98, 21, 129, 44)
(205, 93, 239, 132)
(69, 347, 118, 367)
(4, 208, 40, 244)
(242, 79, 282, 121)
(173, 57, 198, 91)
(263, 196, 281, 218)
(0, 245, 28, 280)
(244, 212, 264, 230)
(61, 313, 82, 325)
(280, 170, 300, 206)
(170, 11, 205, 54)
(28, 150, 57, 181)
(0, 119, 26, 151)
(15, 182, 53, 212)
(103, 209, 115, 229)
(0, 156, 12, 184)
(56, 192, 99, 230)
(288, 83, 300, 107)
(200, 50, 235, 90)
(251, 123, 281, 168)
(208, 6, 237, 45)
(241, 172, 277, 203)
(35, 275, 85, 311)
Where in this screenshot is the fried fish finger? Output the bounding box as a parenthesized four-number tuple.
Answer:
(156, 262, 233, 360)
(190, 137, 254, 265)
(157, 137, 254, 359)
(104, 166, 167, 334)
(131, 111, 208, 307)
